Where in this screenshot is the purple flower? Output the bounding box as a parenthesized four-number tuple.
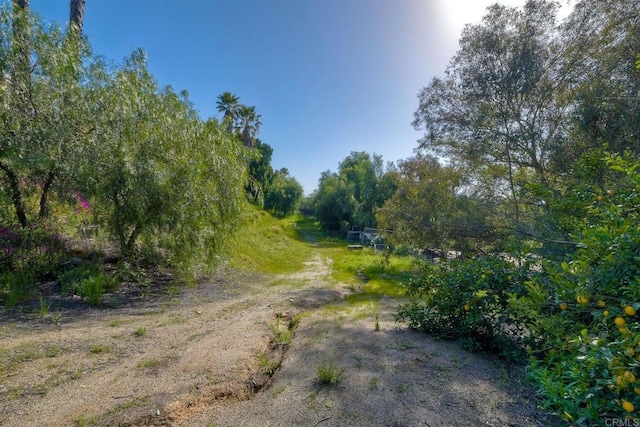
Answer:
(74, 192, 91, 212)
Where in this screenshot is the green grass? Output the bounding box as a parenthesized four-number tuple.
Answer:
(133, 327, 147, 337)
(231, 208, 416, 306)
(137, 357, 161, 369)
(328, 247, 414, 284)
(315, 357, 345, 386)
(89, 344, 111, 354)
(227, 207, 315, 274)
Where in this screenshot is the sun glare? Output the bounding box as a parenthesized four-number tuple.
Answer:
(435, 0, 528, 38)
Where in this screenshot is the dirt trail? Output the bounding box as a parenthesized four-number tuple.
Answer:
(0, 251, 556, 426)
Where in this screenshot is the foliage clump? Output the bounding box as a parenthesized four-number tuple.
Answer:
(0, 5, 248, 290)
(396, 154, 640, 423)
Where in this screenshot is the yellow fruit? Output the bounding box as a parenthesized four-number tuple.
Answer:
(615, 317, 627, 327)
(637, 354, 640, 362)
(635, 387, 640, 395)
(624, 371, 637, 383)
(619, 327, 629, 334)
(463, 303, 471, 312)
(627, 347, 636, 357)
(622, 400, 634, 412)
(577, 295, 589, 305)
(597, 300, 606, 308)
(559, 303, 568, 311)
(608, 189, 617, 196)
(624, 305, 636, 316)
(603, 310, 609, 317)
(597, 195, 605, 202)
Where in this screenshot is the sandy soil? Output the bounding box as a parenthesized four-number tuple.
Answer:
(0, 251, 559, 426)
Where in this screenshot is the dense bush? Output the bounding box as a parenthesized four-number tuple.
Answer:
(0, 225, 69, 307)
(396, 256, 536, 359)
(397, 153, 640, 423)
(523, 154, 640, 423)
(0, 6, 248, 286)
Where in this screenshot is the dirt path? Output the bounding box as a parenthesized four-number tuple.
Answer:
(0, 251, 556, 426)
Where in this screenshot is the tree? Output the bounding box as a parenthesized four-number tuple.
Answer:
(246, 139, 274, 206)
(413, 0, 567, 230)
(313, 172, 357, 231)
(376, 154, 493, 254)
(264, 169, 303, 217)
(216, 91, 240, 133)
(0, 5, 90, 225)
(338, 152, 381, 228)
(77, 50, 247, 276)
(38, 0, 87, 219)
(235, 104, 261, 149)
(558, 0, 640, 163)
(312, 152, 397, 231)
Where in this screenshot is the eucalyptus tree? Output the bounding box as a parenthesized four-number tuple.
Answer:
(313, 171, 357, 231)
(312, 152, 398, 231)
(338, 152, 385, 229)
(558, 0, 640, 162)
(413, 0, 567, 229)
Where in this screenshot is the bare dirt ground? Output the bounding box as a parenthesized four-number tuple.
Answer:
(0, 250, 559, 426)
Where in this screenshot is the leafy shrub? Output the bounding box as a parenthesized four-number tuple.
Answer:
(57, 264, 118, 304)
(395, 152, 640, 423)
(0, 226, 68, 279)
(0, 226, 68, 308)
(396, 256, 535, 360)
(0, 270, 36, 308)
(524, 153, 640, 423)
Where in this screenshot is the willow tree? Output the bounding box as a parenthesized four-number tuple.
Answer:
(78, 50, 247, 277)
(0, 4, 90, 225)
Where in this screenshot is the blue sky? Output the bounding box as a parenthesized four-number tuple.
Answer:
(25, 0, 540, 195)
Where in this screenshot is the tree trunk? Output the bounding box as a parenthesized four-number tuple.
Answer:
(38, 168, 57, 219)
(69, 0, 85, 32)
(0, 160, 27, 227)
(6, 1, 30, 227)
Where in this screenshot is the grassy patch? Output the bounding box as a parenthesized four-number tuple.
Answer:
(137, 357, 161, 370)
(271, 385, 286, 397)
(227, 208, 314, 274)
(329, 247, 415, 285)
(315, 357, 345, 386)
(89, 344, 111, 354)
(269, 316, 295, 345)
(258, 352, 280, 375)
(133, 327, 147, 337)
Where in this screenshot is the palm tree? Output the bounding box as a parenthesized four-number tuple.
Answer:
(236, 105, 262, 149)
(216, 92, 240, 133)
(69, 0, 85, 33)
